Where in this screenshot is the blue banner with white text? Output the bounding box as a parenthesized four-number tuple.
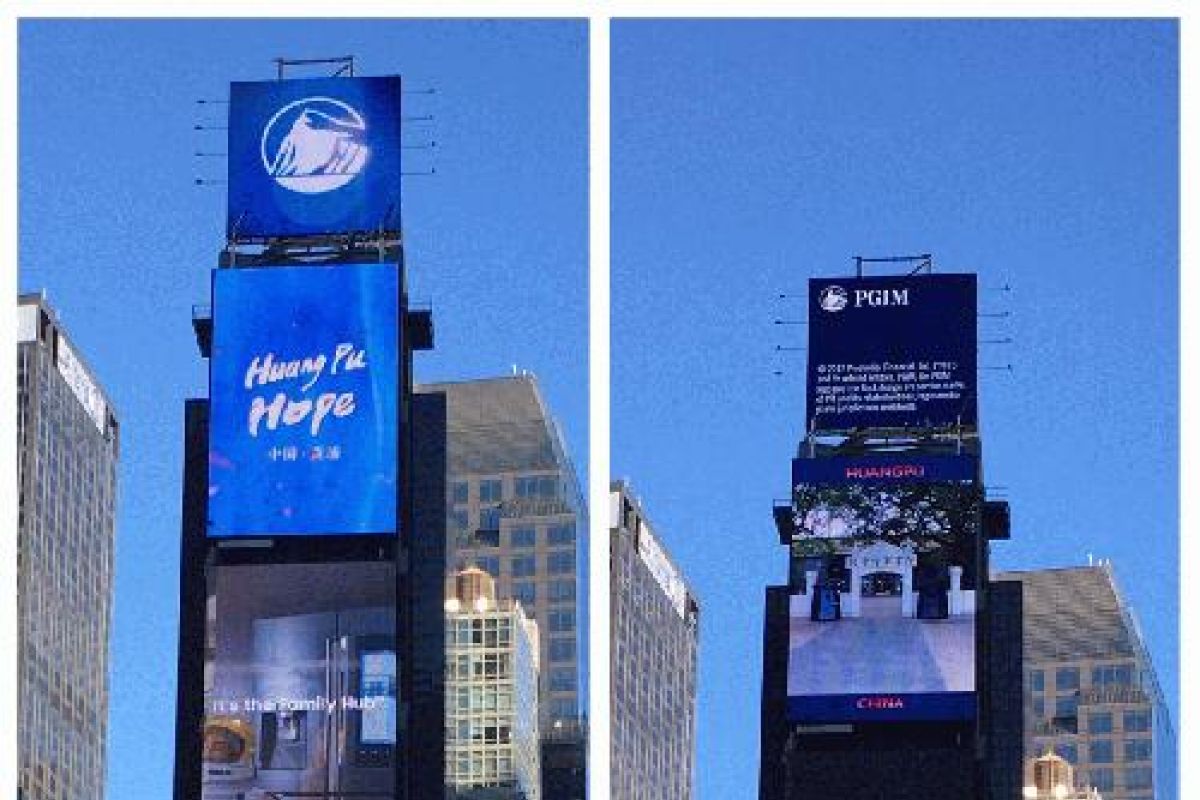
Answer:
(207, 263, 399, 537)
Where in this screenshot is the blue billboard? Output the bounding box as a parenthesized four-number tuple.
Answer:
(792, 453, 978, 487)
(208, 263, 400, 537)
(806, 274, 977, 431)
(227, 76, 402, 239)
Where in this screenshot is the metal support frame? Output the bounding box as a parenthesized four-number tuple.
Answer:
(274, 55, 355, 79)
(853, 253, 933, 277)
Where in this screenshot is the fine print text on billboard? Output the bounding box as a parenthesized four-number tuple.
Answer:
(227, 76, 402, 239)
(208, 263, 399, 537)
(806, 274, 977, 431)
(786, 453, 980, 723)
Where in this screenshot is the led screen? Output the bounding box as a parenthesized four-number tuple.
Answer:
(227, 76, 402, 239)
(806, 274, 977, 431)
(208, 263, 399, 537)
(786, 454, 980, 722)
(202, 561, 397, 798)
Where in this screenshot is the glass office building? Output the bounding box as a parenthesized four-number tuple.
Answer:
(995, 565, 1176, 800)
(445, 567, 541, 799)
(419, 376, 585, 731)
(610, 481, 700, 800)
(17, 294, 119, 800)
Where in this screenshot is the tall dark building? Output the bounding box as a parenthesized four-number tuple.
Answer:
(172, 67, 448, 800)
(759, 268, 1022, 800)
(17, 293, 120, 800)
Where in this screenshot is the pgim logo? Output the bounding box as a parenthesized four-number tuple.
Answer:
(818, 285, 849, 313)
(260, 96, 370, 194)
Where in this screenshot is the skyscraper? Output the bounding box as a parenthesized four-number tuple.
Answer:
(610, 481, 700, 800)
(995, 565, 1176, 800)
(17, 293, 120, 800)
(419, 375, 585, 730)
(445, 567, 541, 799)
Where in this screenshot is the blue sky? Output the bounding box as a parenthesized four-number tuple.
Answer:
(612, 19, 1178, 799)
(19, 19, 586, 800)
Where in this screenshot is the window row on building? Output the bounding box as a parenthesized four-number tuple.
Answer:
(451, 474, 564, 505)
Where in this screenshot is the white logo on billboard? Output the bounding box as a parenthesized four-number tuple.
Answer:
(261, 96, 370, 194)
(819, 285, 849, 313)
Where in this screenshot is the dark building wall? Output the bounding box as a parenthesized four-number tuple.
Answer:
(759, 587, 790, 800)
(759, 586, 979, 800)
(172, 400, 209, 800)
(986, 580, 1024, 800)
(541, 725, 586, 800)
(409, 391, 448, 800)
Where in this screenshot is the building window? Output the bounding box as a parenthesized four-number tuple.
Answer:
(548, 580, 575, 602)
(549, 668, 574, 692)
(1092, 662, 1135, 688)
(475, 556, 500, 577)
(1124, 766, 1152, 790)
(1089, 739, 1113, 764)
(547, 524, 575, 545)
(1124, 738, 1151, 762)
(1032, 696, 1045, 718)
(548, 609, 575, 633)
(1052, 696, 1078, 733)
(1055, 667, 1079, 691)
(479, 479, 503, 503)
(512, 582, 536, 606)
(1089, 712, 1113, 734)
(479, 506, 502, 532)
(1124, 709, 1151, 732)
(510, 527, 536, 547)
(1089, 768, 1114, 793)
(549, 698, 576, 720)
(549, 638, 576, 663)
(516, 475, 557, 499)
(1055, 743, 1077, 765)
(1029, 669, 1045, 692)
(448, 509, 469, 532)
(546, 551, 574, 575)
(510, 556, 536, 578)
(452, 481, 469, 504)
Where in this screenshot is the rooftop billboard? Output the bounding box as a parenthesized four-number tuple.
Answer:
(786, 454, 980, 723)
(806, 274, 977, 432)
(207, 263, 400, 537)
(227, 76, 402, 239)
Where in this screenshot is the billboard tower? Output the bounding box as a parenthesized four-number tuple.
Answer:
(760, 256, 1021, 800)
(174, 57, 441, 800)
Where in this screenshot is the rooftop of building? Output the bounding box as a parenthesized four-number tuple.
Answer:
(18, 290, 120, 424)
(417, 374, 576, 480)
(610, 479, 700, 611)
(993, 562, 1172, 734)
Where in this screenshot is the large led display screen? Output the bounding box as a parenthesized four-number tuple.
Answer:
(227, 76, 402, 239)
(786, 453, 980, 722)
(806, 274, 977, 431)
(208, 263, 399, 537)
(201, 561, 397, 799)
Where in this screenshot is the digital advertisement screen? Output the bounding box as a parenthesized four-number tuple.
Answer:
(227, 76, 402, 239)
(208, 263, 399, 537)
(806, 274, 977, 431)
(786, 454, 980, 723)
(202, 561, 397, 799)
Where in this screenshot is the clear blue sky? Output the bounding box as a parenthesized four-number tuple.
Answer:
(612, 19, 1178, 799)
(19, 19, 586, 800)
